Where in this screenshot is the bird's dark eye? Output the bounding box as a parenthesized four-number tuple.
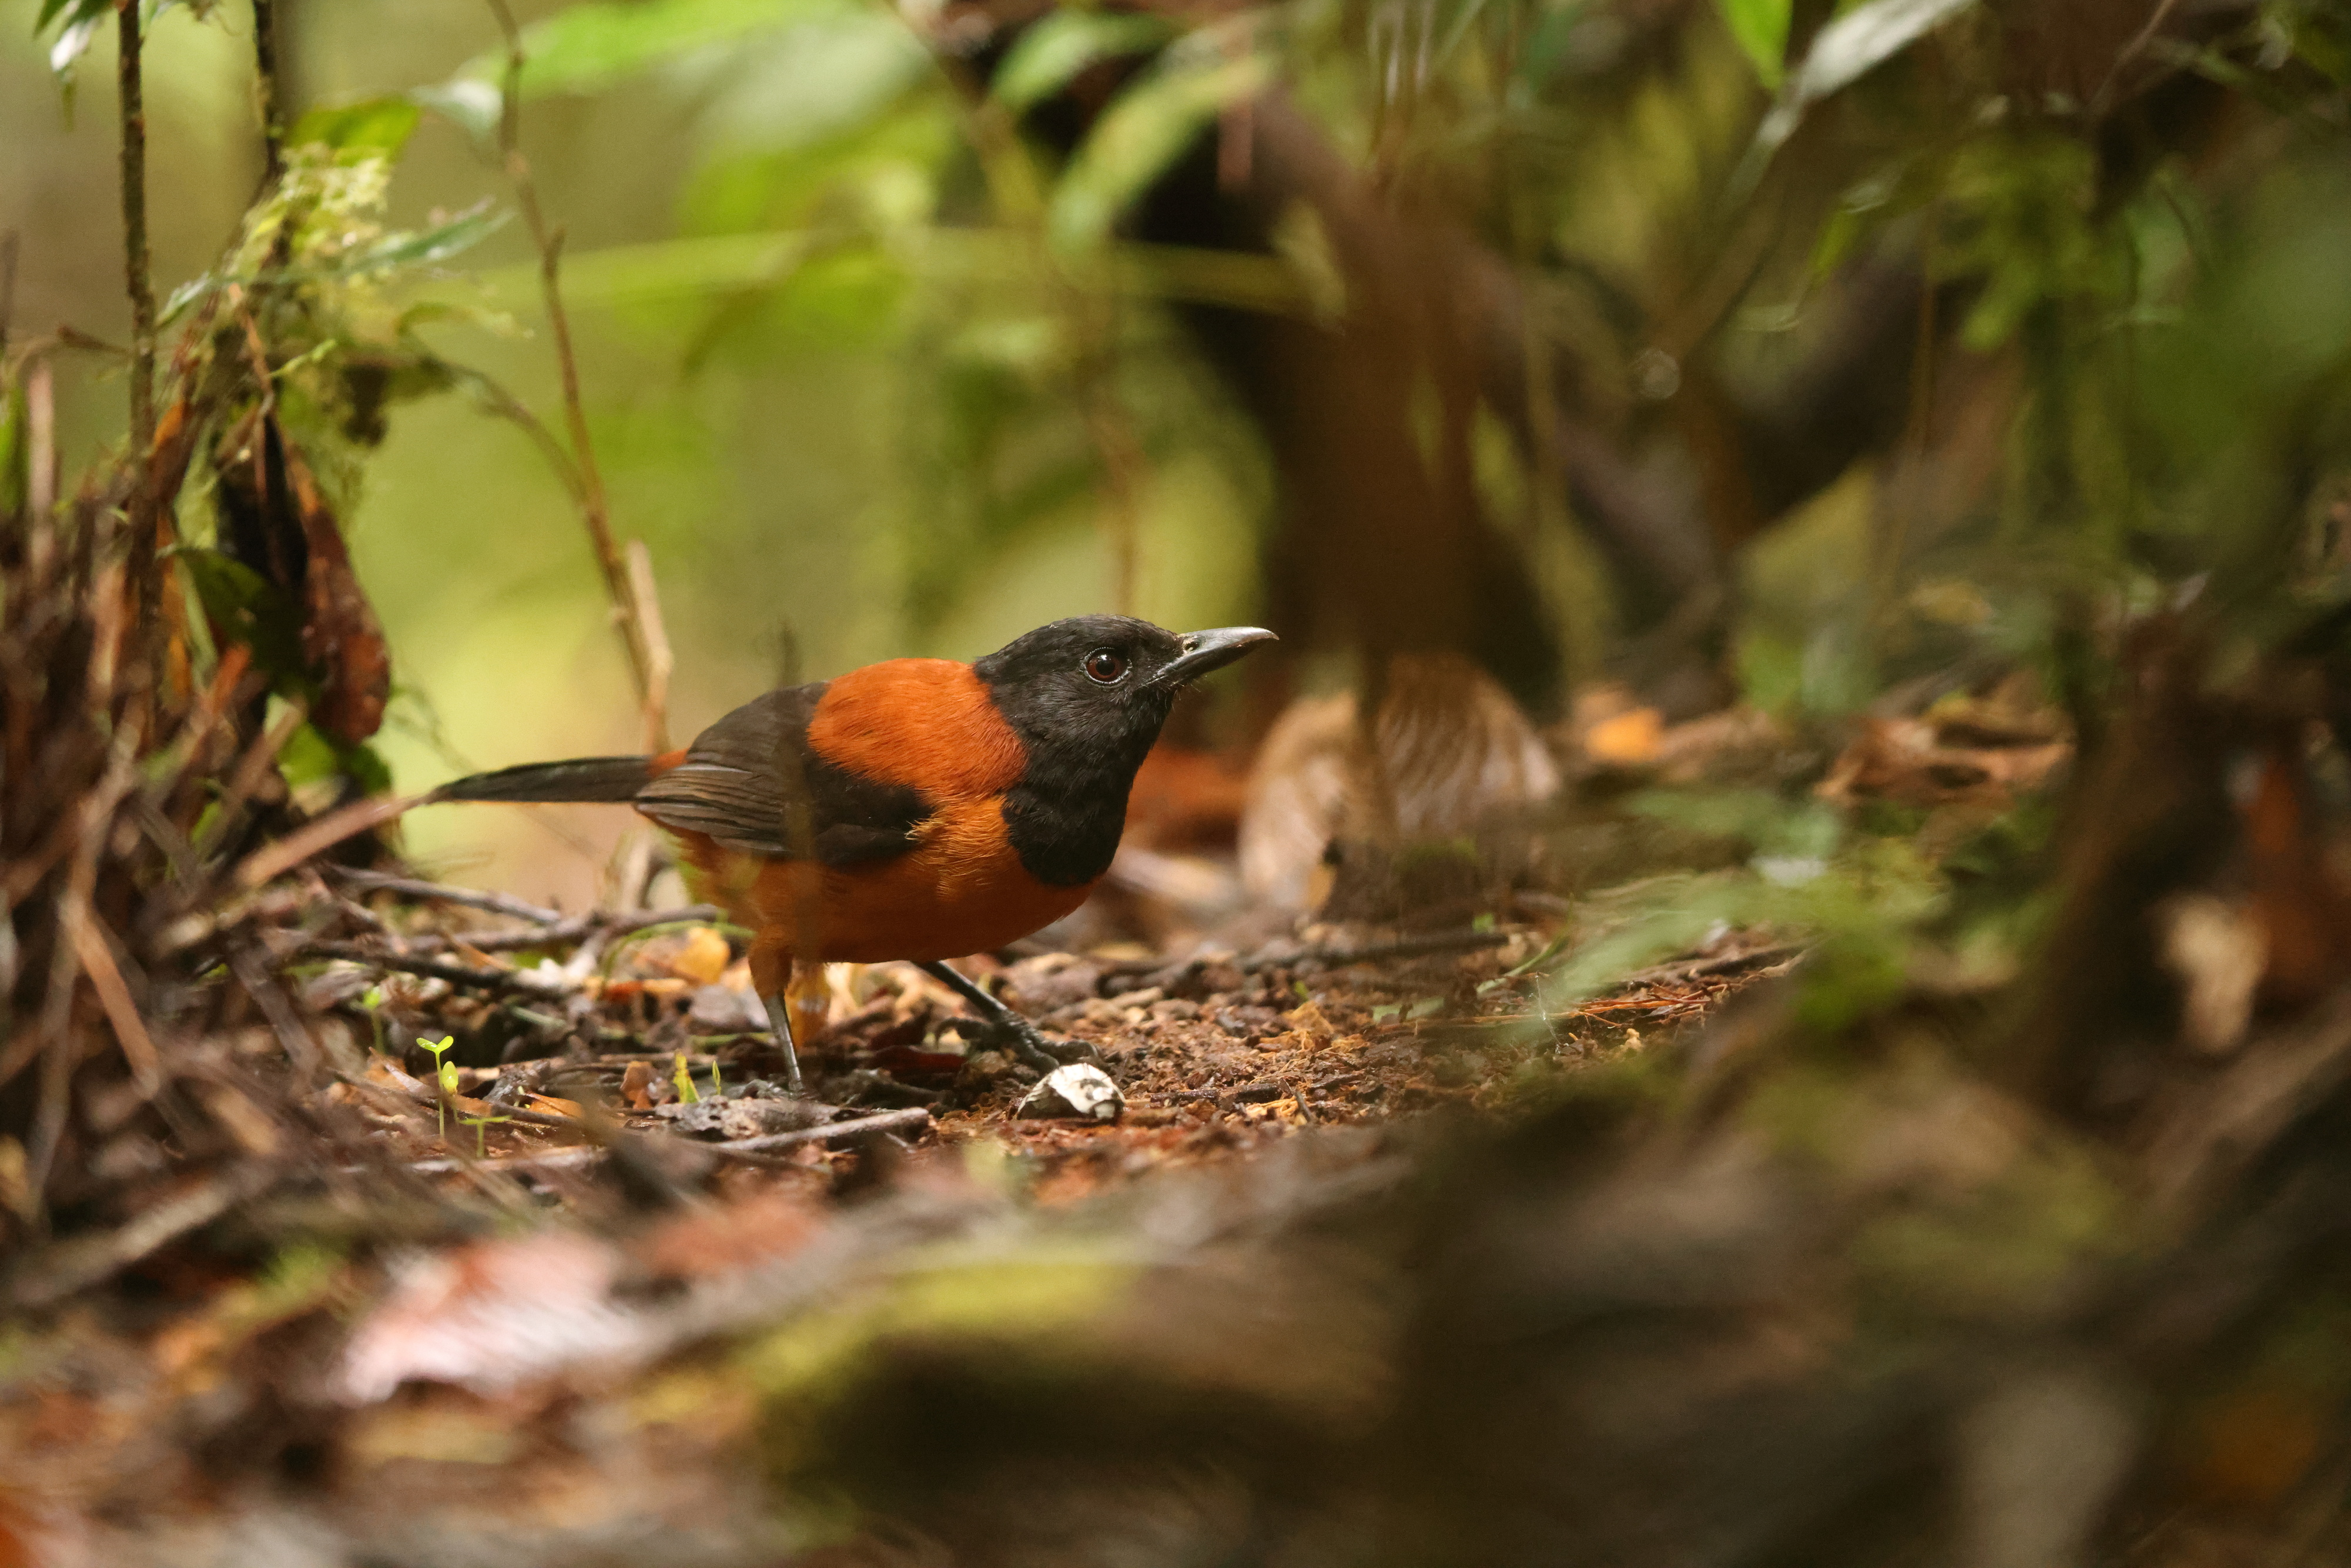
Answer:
(1083, 648, 1130, 685)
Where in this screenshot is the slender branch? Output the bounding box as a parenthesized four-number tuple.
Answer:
(625, 539, 673, 754)
(116, 0, 158, 594)
(307, 940, 572, 995)
(331, 867, 564, 924)
(251, 0, 286, 185)
(482, 0, 667, 749)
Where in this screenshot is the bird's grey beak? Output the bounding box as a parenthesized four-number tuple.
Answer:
(1161, 626, 1278, 686)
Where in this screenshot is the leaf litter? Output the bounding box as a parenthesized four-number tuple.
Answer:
(0, 671, 2045, 1564)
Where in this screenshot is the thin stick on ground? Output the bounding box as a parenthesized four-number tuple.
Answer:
(331, 868, 563, 924)
(394, 1107, 936, 1175)
(483, 0, 668, 751)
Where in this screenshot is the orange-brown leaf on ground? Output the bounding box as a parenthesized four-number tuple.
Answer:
(619, 1061, 657, 1110)
(279, 438, 390, 745)
(634, 1190, 824, 1282)
(660, 926, 733, 987)
(1585, 707, 1665, 766)
(1570, 684, 1665, 766)
(1282, 999, 1337, 1047)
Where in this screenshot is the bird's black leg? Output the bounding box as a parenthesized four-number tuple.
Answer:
(917, 961, 1067, 1074)
(762, 994, 806, 1095)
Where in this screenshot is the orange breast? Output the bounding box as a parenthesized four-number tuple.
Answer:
(661, 658, 1077, 997)
(671, 798, 1092, 996)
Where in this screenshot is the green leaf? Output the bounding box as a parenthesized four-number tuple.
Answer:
(457, 0, 822, 97)
(158, 203, 510, 326)
(40, 0, 106, 84)
(34, 0, 106, 42)
(282, 722, 394, 796)
(1714, 0, 1790, 88)
(407, 80, 503, 142)
(176, 548, 309, 686)
(1047, 48, 1269, 253)
(699, 15, 929, 152)
(1740, 0, 1976, 183)
(290, 96, 424, 157)
(992, 10, 1176, 113)
(341, 200, 511, 273)
(277, 721, 341, 793)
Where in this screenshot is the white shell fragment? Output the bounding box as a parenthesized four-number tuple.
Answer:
(1017, 1064, 1124, 1122)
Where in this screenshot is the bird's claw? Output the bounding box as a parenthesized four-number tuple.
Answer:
(988, 1021, 1066, 1076)
(948, 1015, 1080, 1075)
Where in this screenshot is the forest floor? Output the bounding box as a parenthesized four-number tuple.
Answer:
(315, 892, 1795, 1211)
(2, 865, 1799, 1566)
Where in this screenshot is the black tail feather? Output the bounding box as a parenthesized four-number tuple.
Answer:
(433, 756, 654, 805)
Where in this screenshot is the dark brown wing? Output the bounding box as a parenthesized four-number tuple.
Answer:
(634, 683, 929, 865)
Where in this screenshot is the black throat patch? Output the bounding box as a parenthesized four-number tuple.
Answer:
(974, 619, 1183, 887)
(994, 734, 1160, 886)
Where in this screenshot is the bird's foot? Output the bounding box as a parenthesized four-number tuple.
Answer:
(946, 1014, 1089, 1076)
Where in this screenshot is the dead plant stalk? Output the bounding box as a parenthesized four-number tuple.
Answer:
(484, 0, 669, 751)
(116, 0, 162, 628)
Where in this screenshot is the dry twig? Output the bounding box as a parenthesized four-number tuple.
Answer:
(482, 0, 669, 751)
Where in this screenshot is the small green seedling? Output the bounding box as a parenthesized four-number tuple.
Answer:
(457, 1110, 511, 1158)
(360, 985, 387, 1054)
(672, 1051, 701, 1104)
(708, 1058, 724, 1098)
(420, 1035, 456, 1136)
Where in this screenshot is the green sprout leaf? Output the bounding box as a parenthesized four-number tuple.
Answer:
(421, 1036, 456, 1137)
(1714, 0, 1791, 88)
(458, 1111, 511, 1158)
(674, 1051, 702, 1104)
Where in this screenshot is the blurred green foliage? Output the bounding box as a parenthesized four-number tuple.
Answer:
(8, 0, 2351, 919)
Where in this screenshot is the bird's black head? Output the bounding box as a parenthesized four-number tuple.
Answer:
(973, 615, 1275, 884)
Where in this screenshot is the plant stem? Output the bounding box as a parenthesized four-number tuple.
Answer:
(483, 0, 667, 750)
(252, 0, 285, 184)
(116, 0, 156, 531)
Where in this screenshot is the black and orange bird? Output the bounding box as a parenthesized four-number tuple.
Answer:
(433, 617, 1275, 1091)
